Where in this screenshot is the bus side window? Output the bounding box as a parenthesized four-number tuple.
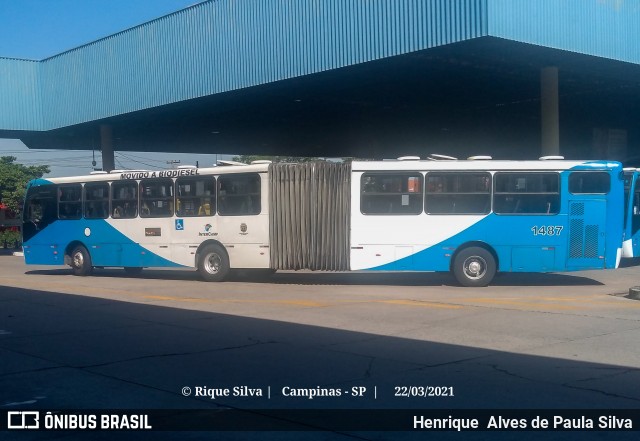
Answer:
(111, 181, 138, 219)
(139, 179, 174, 218)
(360, 173, 423, 215)
(58, 185, 82, 219)
(217, 174, 261, 216)
(425, 172, 490, 215)
(569, 171, 610, 194)
(494, 172, 559, 215)
(84, 182, 109, 219)
(176, 176, 215, 217)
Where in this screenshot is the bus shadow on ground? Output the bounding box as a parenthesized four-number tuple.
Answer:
(24, 267, 604, 287)
(0, 284, 637, 441)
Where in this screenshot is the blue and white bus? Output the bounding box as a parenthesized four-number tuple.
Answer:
(23, 157, 624, 287)
(622, 168, 640, 258)
(23, 164, 270, 281)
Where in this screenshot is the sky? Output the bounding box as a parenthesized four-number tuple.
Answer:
(0, 0, 232, 177)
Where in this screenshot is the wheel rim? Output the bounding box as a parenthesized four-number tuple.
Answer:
(73, 251, 84, 268)
(462, 255, 487, 280)
(204, 252, 221, 274)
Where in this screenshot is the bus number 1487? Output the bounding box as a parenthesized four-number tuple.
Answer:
(531, 226, 563, 236)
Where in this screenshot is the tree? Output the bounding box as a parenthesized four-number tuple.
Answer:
(0, 156, 50, 214)
(0, 228, 21, 249)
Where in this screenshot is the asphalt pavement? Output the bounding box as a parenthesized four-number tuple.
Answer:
(1, 255, 640, 440)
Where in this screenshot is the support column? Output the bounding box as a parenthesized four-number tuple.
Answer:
(100, 124, 115, 172)
(541, 66, 560, 156)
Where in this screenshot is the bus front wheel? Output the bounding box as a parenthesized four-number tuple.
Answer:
(452, 247, 496, 287)
(198, 244, 230, 282)
(70, 245, 93, 276)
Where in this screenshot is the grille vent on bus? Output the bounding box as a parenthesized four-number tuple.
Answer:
(569, 202, 599, 260)
(584, 225, 599, 258)
(570, 203, 584, 216)
(569, 219, 584, 258)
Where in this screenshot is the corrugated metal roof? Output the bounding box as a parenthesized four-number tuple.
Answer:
(1, 0, 488, 131)
(0, 58, 42, 130)
(1, 0, 638, 133)
(488, 0, 640, 64)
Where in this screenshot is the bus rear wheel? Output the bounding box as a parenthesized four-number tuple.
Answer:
(452, 247, 496, 287)
(198, 244, 230, 282)
(70, 245, 93, 276)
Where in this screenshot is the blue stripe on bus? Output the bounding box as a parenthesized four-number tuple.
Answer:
(365, 212, 615, 273)
(23, 219, 183, 268)
(365, 164, 623, 273)
(363, 214, 563, 272)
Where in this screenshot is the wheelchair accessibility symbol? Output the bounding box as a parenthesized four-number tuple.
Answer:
(175, 219, 184, 230)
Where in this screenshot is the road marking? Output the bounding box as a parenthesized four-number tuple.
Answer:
(3, 276, 640, 312)
(377, 299, 463, 309)
(463, 296, 640, 309)
(143, 295, 329, 308)
(144, 295, 462, 309)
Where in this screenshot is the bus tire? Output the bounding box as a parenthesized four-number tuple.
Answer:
(70, 245, 93, 276)
(452, 246, 496, 287)
(124, 267, 143, 276)
(198, 244, 230, 282)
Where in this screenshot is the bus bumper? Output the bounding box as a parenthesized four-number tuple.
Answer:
(617, 247, 623, 268)
(622, 240, 634, 259)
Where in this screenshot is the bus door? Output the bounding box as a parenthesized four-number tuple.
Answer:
(136, 179, 175, 265)
(623, 170, 640, 257)
(215, 173, 267, 268)
(173, 175, 218, 266)
(566, 199, 607, 269)
(22, 184, 59, 264)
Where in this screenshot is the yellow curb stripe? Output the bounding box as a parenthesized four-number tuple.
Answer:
(377, 299, 463, 309)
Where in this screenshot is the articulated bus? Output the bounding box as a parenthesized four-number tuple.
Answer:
(23, 157, 624, 287)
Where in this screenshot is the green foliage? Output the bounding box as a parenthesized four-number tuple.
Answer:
(0, 229, 21, 248)
(0, 156, 50, 214)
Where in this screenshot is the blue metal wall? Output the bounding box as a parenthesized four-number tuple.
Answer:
(488, 0, 640, 64)
(1, 0, 487, 131)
